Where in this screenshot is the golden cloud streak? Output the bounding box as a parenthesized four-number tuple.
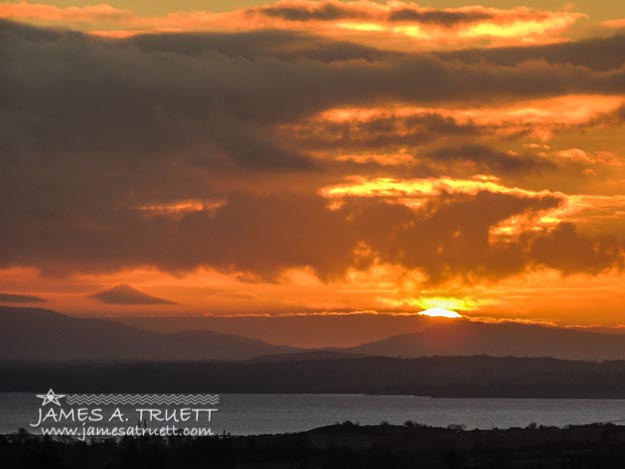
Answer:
(136, 199, 226, 218)
(320, 175, 557, 200)
(0, 1, 586, 48)
(321, 174, 625, 242)
(554, 149, 624, 167)
(380, 296, 487, 312)
(309, 95, 624, 142)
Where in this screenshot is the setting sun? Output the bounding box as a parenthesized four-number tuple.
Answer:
(418, 308, 463, 319)
(3, 0, 625, 462)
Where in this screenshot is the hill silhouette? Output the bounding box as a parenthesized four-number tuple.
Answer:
(89, 284, 177, 305)
(0, 306, 297, 360)
(347, 319, 625, 361)
(6, 306, 625, 362)
(5, 422, 625, 468)
(5, 356, 625, 397)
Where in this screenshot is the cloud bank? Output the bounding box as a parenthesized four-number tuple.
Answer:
(1, 17, 624, 290)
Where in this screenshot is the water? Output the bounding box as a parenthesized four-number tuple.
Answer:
(2, 393, 625, 436)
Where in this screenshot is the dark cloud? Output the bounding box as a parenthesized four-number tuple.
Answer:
(5, 187, 613, 284)
(0, 21, 317, 177)
(1, 20, 624, 284)
(0, 17, 62, 42)
(296, 113, 478, 150)
(583, 103, 625, 128)
(528, 223, 624, 274)
(0, 293, 47, 303)
(351, 191, 564, 282)
(3, 19, 625, 130)
(438, 33, 625, 72)
(258, 2, 493, 26)
(90, 284, 178, 305)
(259, 3, 362, 22)
(123, 29, 396, 62)
(425, 145, 556, 173)
(388, 9, 492, 25)
(0, 193, 355, 279)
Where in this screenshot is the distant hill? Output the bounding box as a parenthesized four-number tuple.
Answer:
(112, 313, 438, 349)
(6, 306, 625, 362)
(249, 350, 369, 362)
(0, 306, 298, 361)
(347, 320, 625, 361)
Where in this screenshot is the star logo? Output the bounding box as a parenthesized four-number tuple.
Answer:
(36, 389, 65, 406)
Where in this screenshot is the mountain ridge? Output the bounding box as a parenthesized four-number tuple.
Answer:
(0, 305, 298, 361)
(5, 305, 625, 361)
(346, 319, 625, 361)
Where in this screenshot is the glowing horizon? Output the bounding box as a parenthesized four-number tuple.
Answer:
(418, 308, 463, 319)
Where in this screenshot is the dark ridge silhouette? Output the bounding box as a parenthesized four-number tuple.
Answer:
(0, 306, 298, 361)
(0, 293, 46, 303)
(248, 350, 369, 362)
(3, 422, 625, 468)
(347, 319, 625, 361)
(5, 356, 625, 397)
(6, 305, 625, 362)
(89, 284, 177, 305)
(112, 313, 438, 349)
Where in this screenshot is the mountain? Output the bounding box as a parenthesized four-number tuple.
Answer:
(112, 313, 438, 349)
(249, 350, 369, 362)
(6, 306, 625, 362)
(347, 320, 625, 361)
(0, 306, 298, 361)
(89, 284, 177, 305)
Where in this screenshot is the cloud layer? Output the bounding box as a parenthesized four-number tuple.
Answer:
(0, 1, 586, 47)
(1, 10, 625, 316)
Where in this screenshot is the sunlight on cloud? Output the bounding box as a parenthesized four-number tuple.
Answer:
(379, 296, 486, 312)
(0, 1, 587, 48)
(307, 95, 624, 143)
(418, 307, 463, 318)
(320, 175, 556, 200)
(136, 199, 226, 218)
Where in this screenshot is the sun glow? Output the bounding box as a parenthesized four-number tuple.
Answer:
(418, 308, 463, 319)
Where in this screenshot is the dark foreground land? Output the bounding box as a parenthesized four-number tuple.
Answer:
(4, 422, 625, 468)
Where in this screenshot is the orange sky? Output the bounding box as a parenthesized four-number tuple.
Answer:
(2, 1, 625, 338)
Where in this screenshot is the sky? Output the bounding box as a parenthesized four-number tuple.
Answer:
(2, 0, 625, 334)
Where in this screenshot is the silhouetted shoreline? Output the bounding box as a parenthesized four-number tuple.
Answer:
(3, 422, 625, 468)
(5, 356, 625, 398)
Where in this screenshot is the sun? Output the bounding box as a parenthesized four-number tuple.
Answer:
(418, 307, 463, 319)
